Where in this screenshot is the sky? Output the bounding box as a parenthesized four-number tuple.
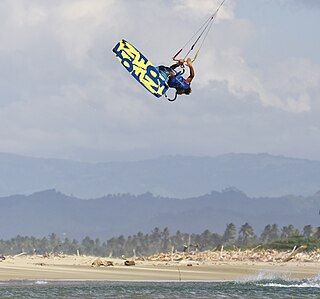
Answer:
(0, 0, 319, 162)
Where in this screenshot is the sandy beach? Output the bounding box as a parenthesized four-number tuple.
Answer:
(0, 254, 319, 281)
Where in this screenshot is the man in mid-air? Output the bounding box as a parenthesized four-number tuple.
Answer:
(157, 57, 195, 97)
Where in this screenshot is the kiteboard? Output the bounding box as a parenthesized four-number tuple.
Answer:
(112, 40, 169, 98)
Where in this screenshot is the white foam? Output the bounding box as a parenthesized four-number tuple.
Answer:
(259, 282, 320, 288)
(34, 280, 48, 285)
(236, 271, 320, 289)
(236, 271, 290, 283)
(258, 274, 320, 289)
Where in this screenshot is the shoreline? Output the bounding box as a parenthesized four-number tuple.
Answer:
(0, 254, 319, 282)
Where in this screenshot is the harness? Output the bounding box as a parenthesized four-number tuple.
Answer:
(158, 66, 189, 102)
(168, 73, 190, 91)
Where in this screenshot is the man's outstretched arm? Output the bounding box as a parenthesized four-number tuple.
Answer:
(185, 58, 195, 84)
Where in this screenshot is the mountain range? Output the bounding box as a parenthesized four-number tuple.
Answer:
(0, 152, 320, 198)
(0, 189, 319, 240)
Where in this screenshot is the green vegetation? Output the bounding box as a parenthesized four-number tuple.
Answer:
(1, 224, 319, 257)
(264, 236, 320, 252)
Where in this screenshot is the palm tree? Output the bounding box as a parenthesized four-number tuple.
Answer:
(171, 230, 185, 251)
(303, 225, 313, 238)
(238, 223, 255, 245)
(149, 227, 162, 253)
(261, 224, 280, 243)
(260, 224, 272, 243)
(49, 233, 61, 253)
(150, 227, 161, 244)
(222, 223, 237, 245)
(81, 236, 95, 255)
(161, 227, 171, 252)
(314, 227, 320, 239)
(270, 224, 280, 241)
(200, 229, 212, 250)
(281, 225, 300, 239)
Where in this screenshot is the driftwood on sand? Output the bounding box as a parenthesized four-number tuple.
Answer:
(13, 252, 27, 258)
(91, 258, 115, 267)
(282, 245, 308, 262)
(124, 260, 135, 266)
(138, 246, 320, 263)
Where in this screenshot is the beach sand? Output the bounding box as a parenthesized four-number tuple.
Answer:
(0, 255, 319, 281)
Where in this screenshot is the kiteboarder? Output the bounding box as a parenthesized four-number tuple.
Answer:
(113, 0, 226, 101)
(158, 57, 195, 97)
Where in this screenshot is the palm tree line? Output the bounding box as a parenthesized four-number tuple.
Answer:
(1, 223, 319, 257)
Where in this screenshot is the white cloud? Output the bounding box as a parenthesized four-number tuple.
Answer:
(173, 0, 234, 20)
(193, 15, 320, 113)
(54, 0, 116, 67)
(264, 58, 320, 93)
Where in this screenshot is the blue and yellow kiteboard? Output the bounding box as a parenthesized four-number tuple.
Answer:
(112, 40, 169, 98)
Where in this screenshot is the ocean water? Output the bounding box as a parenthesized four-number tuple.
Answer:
(0, 275, 320, 299)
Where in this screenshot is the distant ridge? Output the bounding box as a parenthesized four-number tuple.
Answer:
(0, 189, 319, 239)
(0, 152, 319, 198)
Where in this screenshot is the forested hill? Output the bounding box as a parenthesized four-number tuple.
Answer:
(0, 152, 320, 198)
(0, 189, 319, 239)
